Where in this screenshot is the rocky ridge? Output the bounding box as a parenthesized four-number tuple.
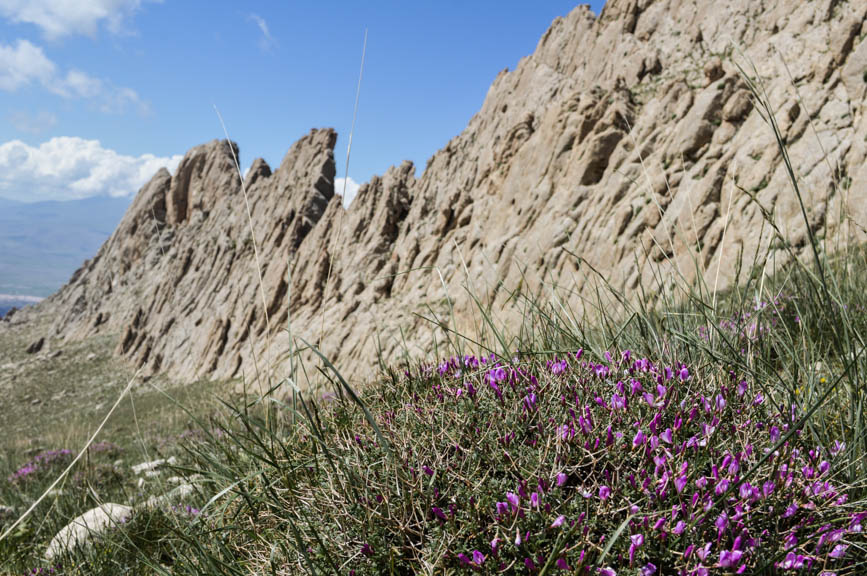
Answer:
(4, 0, 866, 385)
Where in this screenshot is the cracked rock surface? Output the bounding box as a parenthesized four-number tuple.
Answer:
(5, 0, 866, 386)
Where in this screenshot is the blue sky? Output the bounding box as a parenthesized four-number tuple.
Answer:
(0, 1, 605, 205)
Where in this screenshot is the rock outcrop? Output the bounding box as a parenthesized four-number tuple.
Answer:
(5, 0, 867, 386)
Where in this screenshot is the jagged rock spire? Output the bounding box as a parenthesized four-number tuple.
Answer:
(11, 0, 867, 385)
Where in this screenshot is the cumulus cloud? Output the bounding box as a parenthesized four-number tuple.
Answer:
(0, 0, 155, 39)
(335, 177, 361, 207)
(248, 13, 275, 52)
(0, 137, 182, 202)
(0, 38, 55, 91)
(7, 109, 58, 134)
(0, 39, 148, 114)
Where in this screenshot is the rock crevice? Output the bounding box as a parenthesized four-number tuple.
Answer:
(7, 0, 866, 385)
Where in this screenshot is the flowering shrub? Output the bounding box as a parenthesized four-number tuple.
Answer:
(169, 503, 201, 518)
(86, 441, 122, 456)
(697, 295, 795, 345)
(25, 566, 59, 575)
(238, 349, 865, 575)
(7, 449, 72, 484)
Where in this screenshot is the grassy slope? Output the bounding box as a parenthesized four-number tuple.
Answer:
(0, 316, 226, 454)
(0, 315, 229, 574)
(1, 240, 864, 574)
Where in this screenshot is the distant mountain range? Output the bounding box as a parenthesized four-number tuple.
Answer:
(0, 294, 43, 318)
(0, 195, 131, 298)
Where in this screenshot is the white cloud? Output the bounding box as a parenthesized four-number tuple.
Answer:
(0, 0, 155, 40)
(335, 176, 360, 207)
(0, 137, 182, 202)
(54, 69, 149, 114)
(248, 13, 275, 52)
(57, 68, 102, 98)
(7, 109, 58, 134)
(0, 39, 56, 91)
(0, 39, 148, 114)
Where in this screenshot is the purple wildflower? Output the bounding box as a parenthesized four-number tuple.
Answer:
(611, 393, 627, 411)
(720, 549, 743, 568)
(506, 492, 520, 511)
(770, 426, 781, 443)
(778, 552, 806, 570)
(829, 544, 847, 559)
(660, 428, 673, 444)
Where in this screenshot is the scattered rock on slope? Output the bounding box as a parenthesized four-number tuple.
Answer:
(45, 504, 132, 560)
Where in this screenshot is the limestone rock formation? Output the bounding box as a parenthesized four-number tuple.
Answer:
(5, 0, 867, 386)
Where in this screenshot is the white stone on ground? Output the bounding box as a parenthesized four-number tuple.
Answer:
(144, 483, 195, 508)
(131, 456, 176, 475)
(45, 503, 132, 560)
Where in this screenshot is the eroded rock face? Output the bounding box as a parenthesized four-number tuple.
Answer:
(8, 0, 867, 385)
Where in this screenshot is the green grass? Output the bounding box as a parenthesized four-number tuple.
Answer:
(0, 321, 231, 574)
